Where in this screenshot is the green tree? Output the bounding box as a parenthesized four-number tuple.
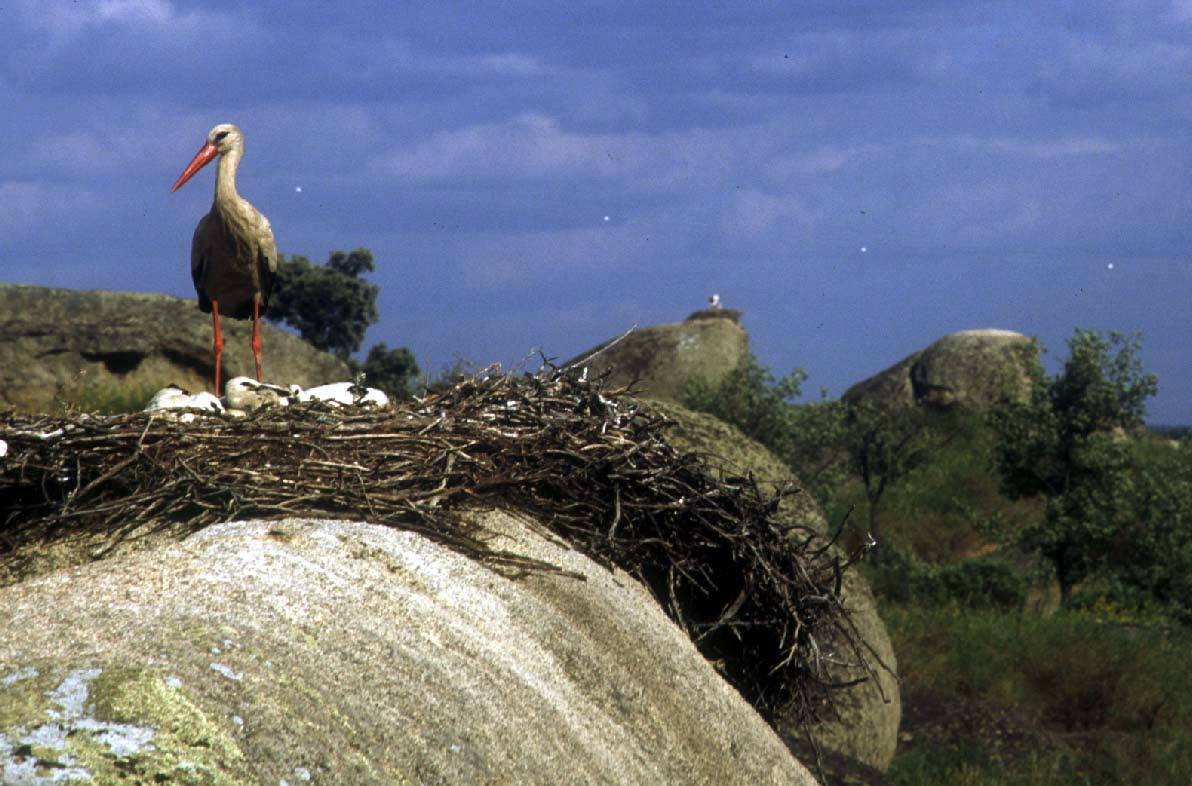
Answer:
(359, 343, 420, 401)
(844, 401, 936, 544)
(685, 352, 808, 445)
(685, 353, 848, 506)
(990, 329, 1158, 605)
(267, 248, 380, 360)
(1104, 436, 1192, 622)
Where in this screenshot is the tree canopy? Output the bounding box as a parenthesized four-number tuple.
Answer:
(267, 248, 380, 360)
(265, 248, 421, 399)
(360, 343, 420, 401)
(990, 329, 1158, 604)
(843, 401, 936, 543)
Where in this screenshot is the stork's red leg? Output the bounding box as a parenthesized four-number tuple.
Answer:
(251, 296, 263, 382)
(212, 300, 225, 394)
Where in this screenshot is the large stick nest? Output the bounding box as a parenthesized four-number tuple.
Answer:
(0, 368, 875, 725)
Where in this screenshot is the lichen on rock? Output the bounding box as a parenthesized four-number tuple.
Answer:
(0, 665, 249, 785)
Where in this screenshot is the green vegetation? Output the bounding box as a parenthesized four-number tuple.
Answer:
(990, 329, 1159, 605)
(686, 330, 1192, 784)
(52, 379, 168, 416)
(1081, 432, 1192, 624)
(268, 248, 380, 360)
(827, 408, 1042, 565)
(359, 342, 420, 401)
(686, 353, 845, 507)
(866, 548, 1027, 610)
(267, 248, 420, 399)
(886, 606, 1192, 786)
(843, 401, 937, 542)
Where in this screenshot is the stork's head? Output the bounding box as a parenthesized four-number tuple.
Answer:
(171, 123, 244, 192)
(206, 123, 243, 155)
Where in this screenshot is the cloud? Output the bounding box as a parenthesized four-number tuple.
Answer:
(740, 28, 958, 92)
(947, 135, 1124, 159)
(8, 0, 257, 96)
(95, 0, 173, 24)
(374, 112, 813, 196)
(15, 0, 178, 43)
(376, 113, 651, 181)
(372, 38, 552, 80)
(769, 145, 880, 176)
(720, 189, 817, 239)
(1036, 38, 1192, 101)
(0, 181, 101, 240)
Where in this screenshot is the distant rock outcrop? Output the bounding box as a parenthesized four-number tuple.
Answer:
(0, 284, 349, 411)
(843, 329, 1036, 413)
(566, 310, 748, 405)
(0, 514, 816, 786)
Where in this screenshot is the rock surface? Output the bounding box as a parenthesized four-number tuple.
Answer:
(565, 310, 748, 405)
(0, 513, 816, 786)
(0, 284, 349, 411)
(647, 400, 902, 773)
(843, 329, 1036, 413)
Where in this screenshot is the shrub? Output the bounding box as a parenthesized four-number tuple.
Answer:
(865, 548, 1025, 610)
(934, 559, 1027, 610)
(357, 342, 419, 401)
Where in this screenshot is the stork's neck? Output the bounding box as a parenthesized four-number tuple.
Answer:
(213, 145, 243, 208)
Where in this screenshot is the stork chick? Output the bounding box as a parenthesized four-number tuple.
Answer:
(172, 123, 277, 394)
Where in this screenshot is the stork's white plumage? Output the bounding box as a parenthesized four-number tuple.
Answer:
(172, 123, 277, 394)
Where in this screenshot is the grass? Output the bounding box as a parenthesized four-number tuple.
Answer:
(52, 380, 165, 415)
(883, 605, 1192, 786)
(889, 746, 1083, 786)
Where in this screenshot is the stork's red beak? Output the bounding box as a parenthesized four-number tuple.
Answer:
(171, 143, 219, 192)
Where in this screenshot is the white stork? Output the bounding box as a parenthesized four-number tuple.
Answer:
(172, 123, 277, 394)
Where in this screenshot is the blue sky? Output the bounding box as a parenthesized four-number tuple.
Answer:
(3, 1, 1190, 422)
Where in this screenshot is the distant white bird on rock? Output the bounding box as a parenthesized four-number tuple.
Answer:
(708, 293, 721, 309)
(172, 123, 277, 394)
